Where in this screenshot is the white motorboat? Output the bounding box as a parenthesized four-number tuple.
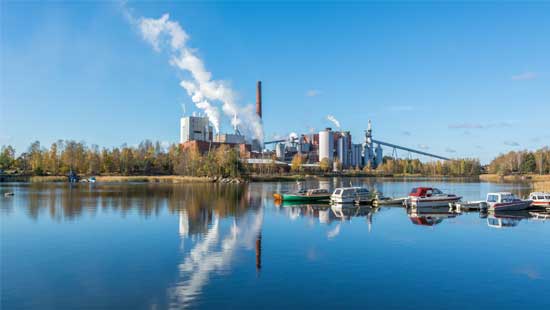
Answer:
(528, 192, 550, 208)
(406, 187, 461, 207)
(330, 187, 375, 205)
(486, 192, 532, 212)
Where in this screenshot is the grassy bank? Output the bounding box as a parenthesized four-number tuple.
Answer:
(479, 174, 550, 182)
(22, 175, 217, 183)
(95, 176, 217, 183)
(480, 174, 550, 192)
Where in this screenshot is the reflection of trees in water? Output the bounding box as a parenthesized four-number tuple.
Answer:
(23, 183, 255, 221)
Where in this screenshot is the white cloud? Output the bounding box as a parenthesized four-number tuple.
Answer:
(511, 72, 538, 81)
(306, 89, 321, 97)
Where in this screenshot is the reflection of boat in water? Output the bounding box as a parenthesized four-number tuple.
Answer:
(406, 187, 461, 207)
(408, 206, 458, 226)
(529, 210, 550, 220)
(486, 192, 532, 211)
(486, 210, 531, 228)
(273, 188, 330, 202)
(331, 204, 374, 220)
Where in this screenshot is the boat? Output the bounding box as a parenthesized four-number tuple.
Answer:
(330, 187, 375, 205)
(405, 187, 461, 207)
(4, 192, 14, 197)
(486, 192, 532, 212)
(273, 188, 331, 202)
(528, 192, 550, 208)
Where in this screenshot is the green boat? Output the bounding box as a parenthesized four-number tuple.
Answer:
(273, 188, 331, 202)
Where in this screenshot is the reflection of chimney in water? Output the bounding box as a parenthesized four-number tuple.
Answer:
(256, 232, 262, 272)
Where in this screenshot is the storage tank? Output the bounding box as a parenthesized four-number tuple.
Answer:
(319, 128, 334, 162)
(350, 144, 363, 168)
(337, 132, 350, 168)
(275, 143, 285, 160)
(375, 144, 383, 168)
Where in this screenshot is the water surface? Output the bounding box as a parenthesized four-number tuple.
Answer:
(1, 179, 549, 309)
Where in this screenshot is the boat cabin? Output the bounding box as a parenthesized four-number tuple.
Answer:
(409, 187, 443, 197)
(486, 192, 520, 203)
(306, 189, 329, 196)
(529, 192, 550, 201)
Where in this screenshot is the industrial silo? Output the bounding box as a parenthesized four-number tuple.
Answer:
(337, 132, 350, 169)
(319, 128, 334, 162)
(275, 143, 285, 160)
(375, 144, 383, 168)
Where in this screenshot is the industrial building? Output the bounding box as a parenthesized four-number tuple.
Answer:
(268, 120, 449, 170)
(179, 81, 263, 157)
(180, 116, 213, 144)
(179, 80, 449, 170)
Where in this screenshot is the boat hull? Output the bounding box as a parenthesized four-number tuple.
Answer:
(532, 201, 550, 207)
(281, 194, 330, 202)
(489, 200, 532, 212)
(409, 196, 462, 207)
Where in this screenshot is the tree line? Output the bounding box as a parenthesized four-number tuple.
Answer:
(2, 141, 548, 178)
(487, 147, 550, 175)
(0, 140, 243, 178)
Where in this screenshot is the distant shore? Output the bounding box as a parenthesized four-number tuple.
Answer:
(479, 174, 550, 191)
(1, 174, 550, 191)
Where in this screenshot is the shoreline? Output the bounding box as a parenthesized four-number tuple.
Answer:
(1, 174, 549, 190)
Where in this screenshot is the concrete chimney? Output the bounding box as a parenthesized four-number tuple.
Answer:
(256, 81, 262, 119)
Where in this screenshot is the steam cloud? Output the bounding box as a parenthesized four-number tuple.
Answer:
(135, 13, 263, 140)
(326, 115, 341, 128)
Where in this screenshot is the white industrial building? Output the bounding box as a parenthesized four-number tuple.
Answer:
(180, 116, 213, 144)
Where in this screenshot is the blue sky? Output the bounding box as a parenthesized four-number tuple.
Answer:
(1, 1, 549, 163)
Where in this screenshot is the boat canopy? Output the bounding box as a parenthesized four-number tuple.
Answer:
(409, 187, 443, 197)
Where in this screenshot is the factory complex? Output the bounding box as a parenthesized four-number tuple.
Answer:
(179, 81, 449, 170)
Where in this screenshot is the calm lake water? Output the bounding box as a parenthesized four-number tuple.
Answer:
(1, 179, 549, 309)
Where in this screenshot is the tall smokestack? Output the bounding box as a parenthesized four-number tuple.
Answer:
(256, 81, 262, 119)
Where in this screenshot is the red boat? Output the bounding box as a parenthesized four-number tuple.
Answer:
(406, 187, 462, 207)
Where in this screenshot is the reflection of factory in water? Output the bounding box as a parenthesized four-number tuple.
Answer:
(171, 188, 264, 306)
(178, 81, 449, 169)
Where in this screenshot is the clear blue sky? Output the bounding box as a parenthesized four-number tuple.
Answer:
(1, 1, 549, 163)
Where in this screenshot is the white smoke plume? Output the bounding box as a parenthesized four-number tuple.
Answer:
(134, 13, 263, 140)
(326, 114, 341, 128)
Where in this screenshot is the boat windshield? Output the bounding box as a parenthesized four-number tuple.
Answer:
(333, 189, 342, 195)
(487, 194, 499, 202)
(409, 188, 418, 194)
(433, 188, 443, 194)
(342, 189, 355, 195)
